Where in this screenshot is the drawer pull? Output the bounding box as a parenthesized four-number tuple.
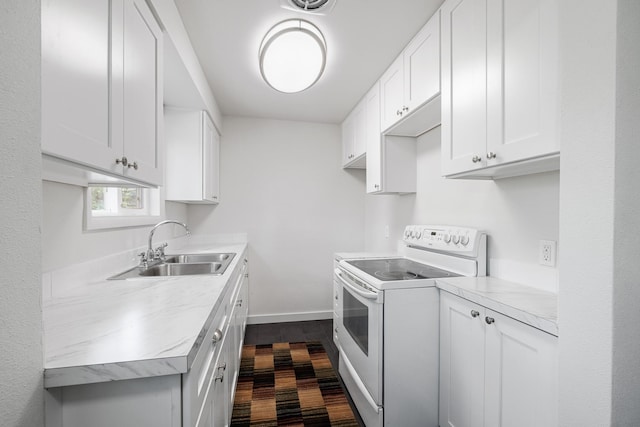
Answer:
(485, 316, 495, 325)
(212, 328, 223, 343)
(470, 310, 480, 318)
(215, 363, 226, 383)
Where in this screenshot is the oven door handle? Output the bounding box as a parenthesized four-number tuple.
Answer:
(334, 268, 381, 301)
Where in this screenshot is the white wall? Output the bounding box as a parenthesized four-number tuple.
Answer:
(0, 1, 44, 426)
(42, 181, 188, 272)
(365, 127, 560, 292)
(188, 116, 365, 323)
(559, 0, 640, 425)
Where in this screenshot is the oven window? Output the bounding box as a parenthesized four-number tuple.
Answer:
(343, 288, 369, 355)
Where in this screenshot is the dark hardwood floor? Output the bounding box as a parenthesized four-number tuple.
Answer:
(242, 319, 365, 426)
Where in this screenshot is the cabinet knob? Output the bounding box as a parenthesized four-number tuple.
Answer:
(396, 109, 402, 116)
(472, 155, 482, 163)
(471, 310, 480, 318)
(486, 152, 497, 159)
(127, 161, 138, 170)
(402, 105, 409, 112)
(212, 328, 223, 343)
(374, 184, 380, 189)
(485, 316, 495, 325)
(115, 157, 128, 167)
(236, 299, 243, 307)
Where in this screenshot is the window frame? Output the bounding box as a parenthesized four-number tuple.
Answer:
(84, 185, 161, 231)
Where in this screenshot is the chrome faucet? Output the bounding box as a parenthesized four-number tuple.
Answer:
(142, 220, 191, 265)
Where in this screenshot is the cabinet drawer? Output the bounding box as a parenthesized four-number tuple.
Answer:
(183, 302, 228, 427)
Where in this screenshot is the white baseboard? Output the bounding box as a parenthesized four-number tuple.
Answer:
(247, 310, 333, 325)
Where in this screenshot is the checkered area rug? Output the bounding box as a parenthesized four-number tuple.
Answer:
(231, 342, 359, 426)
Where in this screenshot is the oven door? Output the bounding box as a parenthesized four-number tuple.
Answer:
(334, 267, 384, 406)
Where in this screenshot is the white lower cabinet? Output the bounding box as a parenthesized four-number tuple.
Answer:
(439, 291, 558, 427)
(45, 259, 249, 427)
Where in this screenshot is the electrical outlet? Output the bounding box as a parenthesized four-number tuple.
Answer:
(539, 240, 557, 267)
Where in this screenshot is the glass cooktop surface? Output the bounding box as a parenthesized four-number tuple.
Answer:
(345, 258, 460, 281)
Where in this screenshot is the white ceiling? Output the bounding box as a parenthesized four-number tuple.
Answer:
(174, 0, 443, 124)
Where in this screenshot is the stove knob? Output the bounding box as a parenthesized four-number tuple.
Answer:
(416, 230, 422, 239)
(460, 235, 470, 246)
(452, 235, 460, 245)
(404, 229, 410, 238)
(443, 233, 451, 243)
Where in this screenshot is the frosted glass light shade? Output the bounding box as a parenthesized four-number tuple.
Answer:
(259, 19, 327, 93)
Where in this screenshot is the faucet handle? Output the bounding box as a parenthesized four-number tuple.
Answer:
(154, 243, 168, 260)
(138, 251, 149, 267)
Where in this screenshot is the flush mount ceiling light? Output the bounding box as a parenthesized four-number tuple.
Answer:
(259, 19, 327, 94)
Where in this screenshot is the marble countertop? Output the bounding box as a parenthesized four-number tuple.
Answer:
(43, 241, 247, 388)
(436, 276, 558, 336)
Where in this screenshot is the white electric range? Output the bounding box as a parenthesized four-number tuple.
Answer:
(334, 225, 486, 427)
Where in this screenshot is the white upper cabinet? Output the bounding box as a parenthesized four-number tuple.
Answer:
(341, 101, 366, 168)
(42, 0, 163, 187)
(165, 109, 220, 204)
(441, 0, 560, 179)
(381, 12, 441, 136)
(380, 55, 405, 132)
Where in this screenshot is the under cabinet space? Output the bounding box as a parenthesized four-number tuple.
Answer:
(368, 135, 416, 194)
(165, 109, 220, 204)
(440, 0, 560, 179)
(41, 0, 163, 187)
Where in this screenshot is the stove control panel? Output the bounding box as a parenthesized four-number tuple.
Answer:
(403, 225, 486, 257)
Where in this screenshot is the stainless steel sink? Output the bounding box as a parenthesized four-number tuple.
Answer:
(139, 262, 222, 277)
(107, 252, 236, 280)
(163, 253, 233, 264)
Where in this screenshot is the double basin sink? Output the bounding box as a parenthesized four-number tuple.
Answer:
(108, 253, 235, 280)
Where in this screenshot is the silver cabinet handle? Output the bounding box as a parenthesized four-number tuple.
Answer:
(115, 157, 128, 167)
(471, 310, 480, 318)
(485, 316, 495, 325)
(486, 152, 497, 159)
(374, 184, 380, 189)
(396, 109, 402, 116)
(127, 161, 138, 170)
(472, 156, 482, 163)
(212, 328, 223, 343)
(215, 362, 226, 382)
(236, 299, 243, 307)
(402, 105, 409, 112)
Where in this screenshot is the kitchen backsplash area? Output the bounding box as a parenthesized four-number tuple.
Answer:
(364, 126, 560, 293)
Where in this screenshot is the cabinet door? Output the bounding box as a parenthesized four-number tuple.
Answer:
(353, 102, 367, 159)
(120, 0, 163, 185)
(483, 310, 558, 427)
(441, 0, 488, 176)
(203, 114, 220, 203)
(341, 112, 356, 166)
(365, 84, 382, 193)
(404, 11, 440, 112)
(486, 0, 559, 165)
(212, 334, 230, 427)
(41, 0, 120, 172)
(439, 292, 485, 427)
(379, 55, 404, 131)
